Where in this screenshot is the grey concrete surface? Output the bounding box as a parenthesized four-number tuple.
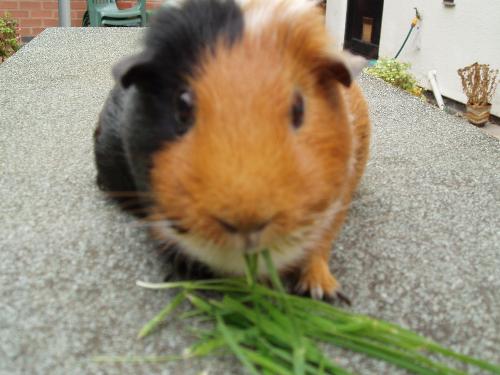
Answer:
(1, 28, 499, 374)
(481, 122, 500, 140)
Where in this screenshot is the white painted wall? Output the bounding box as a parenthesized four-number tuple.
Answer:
(325, 0, 500, 116)
(325, 0, 348, 50)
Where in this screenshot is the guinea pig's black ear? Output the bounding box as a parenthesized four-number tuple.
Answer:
(112, 52, 158, 90)
(315, 51, 368, 87)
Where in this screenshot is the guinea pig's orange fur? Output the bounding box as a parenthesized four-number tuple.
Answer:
(150, 0, 370, 299)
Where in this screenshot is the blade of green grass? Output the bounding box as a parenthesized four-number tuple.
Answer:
(416, 342, 500, 373)
(262, 250, 306, 375)
(137, 291, 186, 339)
(244, 253, 259, 287)
(261, 250, 286, 294)
(93, 354, 183, 363)
(187, 334, 233, 357)
(317, 332, 452, 375)
(241, 347, 292, 375)
(279, 289, 500, 373)
(137, 279, 247, 292)
(257, 337, 353, 375)
(186, 293, 214, 314)
(255, 294, 449, 375)
(216, 314, 260, 375)
(132, 250, 500, 375)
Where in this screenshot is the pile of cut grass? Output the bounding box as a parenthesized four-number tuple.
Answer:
(98, 251, 500, 374)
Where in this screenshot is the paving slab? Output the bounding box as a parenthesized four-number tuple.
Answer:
(481, 122, 500, 140)
(0, 28, 499, 375)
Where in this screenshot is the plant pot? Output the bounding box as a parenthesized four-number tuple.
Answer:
(465, 103, 491, 127)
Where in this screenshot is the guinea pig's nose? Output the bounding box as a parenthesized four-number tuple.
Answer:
(215, 217, 269, 234)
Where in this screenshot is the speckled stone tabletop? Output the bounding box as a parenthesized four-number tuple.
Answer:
(0, 28, 499, 375)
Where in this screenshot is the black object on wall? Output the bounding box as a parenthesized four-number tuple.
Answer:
(344, 0, 384, 59)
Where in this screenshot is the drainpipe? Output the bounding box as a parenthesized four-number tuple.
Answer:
(428, 70, 445, 110)
(58, 0, 71, 27)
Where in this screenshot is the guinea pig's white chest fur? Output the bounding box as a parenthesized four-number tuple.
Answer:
(95, 0, 370, 300)
(151, 194, 348, 277)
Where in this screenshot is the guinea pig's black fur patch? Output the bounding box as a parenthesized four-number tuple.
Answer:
(94, 0, 244, 209)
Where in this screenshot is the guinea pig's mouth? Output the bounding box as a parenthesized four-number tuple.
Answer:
(237, 233, 265, 253)
(243, 247, 264, 255)
(150, 213, 316, 277)
(169, 222, 190, 235)
(158, 211, 316, 255)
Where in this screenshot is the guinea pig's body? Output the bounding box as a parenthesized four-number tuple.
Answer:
(94, 0, 370, 300)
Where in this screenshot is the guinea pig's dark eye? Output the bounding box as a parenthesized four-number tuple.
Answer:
(174, 89, 195, 135)
(291, 91, 304, 129)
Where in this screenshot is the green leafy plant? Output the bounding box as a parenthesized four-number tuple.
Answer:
(365, 58, 423, 97)
(0, 13, 21, 63)
(95, 250, 500, 374)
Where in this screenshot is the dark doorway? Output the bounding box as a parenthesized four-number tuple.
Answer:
(344, 0, 384, 59)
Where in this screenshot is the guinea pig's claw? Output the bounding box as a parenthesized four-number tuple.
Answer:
(310, 286, 325, 300)
(293, 279, 351, 305)
(309, 288, 351, 305)
(332, 291, 352, 306)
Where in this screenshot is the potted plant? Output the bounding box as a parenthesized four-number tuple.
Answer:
(0, 13, 21, 63)
(457, 62, 498, 126)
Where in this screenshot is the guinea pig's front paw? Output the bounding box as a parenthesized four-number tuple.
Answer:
(295, 257, 351, 305)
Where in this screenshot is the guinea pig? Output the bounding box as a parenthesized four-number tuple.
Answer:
(94, 0, 370, 301)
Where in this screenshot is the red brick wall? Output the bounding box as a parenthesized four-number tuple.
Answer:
(0, 0, 163, 38)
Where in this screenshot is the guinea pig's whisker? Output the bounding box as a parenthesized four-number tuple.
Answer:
(155, 237, 178, 252)
(106, 191, 153, 198)
(140, 216, 191, 235)
(117, 200, 150, 209)
(271, 237, 297, 254)
(124, 219, 156, 228)
(123, 215, 166, 227)
(349, 195, 382, 207)
(170, 223, 190, 234)
(133, 219, 169, 228)
(121, 208, 152, 216)
(364, 212, 395, 224)
(163, 216, 183, 223)
(288, 233, 305, 244)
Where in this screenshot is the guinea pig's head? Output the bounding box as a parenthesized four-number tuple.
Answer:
(114, 0, 366, 275)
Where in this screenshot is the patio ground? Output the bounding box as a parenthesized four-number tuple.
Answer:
(0, 28, 499, 374)
(481, 122, 500, 139)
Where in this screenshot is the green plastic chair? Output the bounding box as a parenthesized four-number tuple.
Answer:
(83, 0, 147, 27)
